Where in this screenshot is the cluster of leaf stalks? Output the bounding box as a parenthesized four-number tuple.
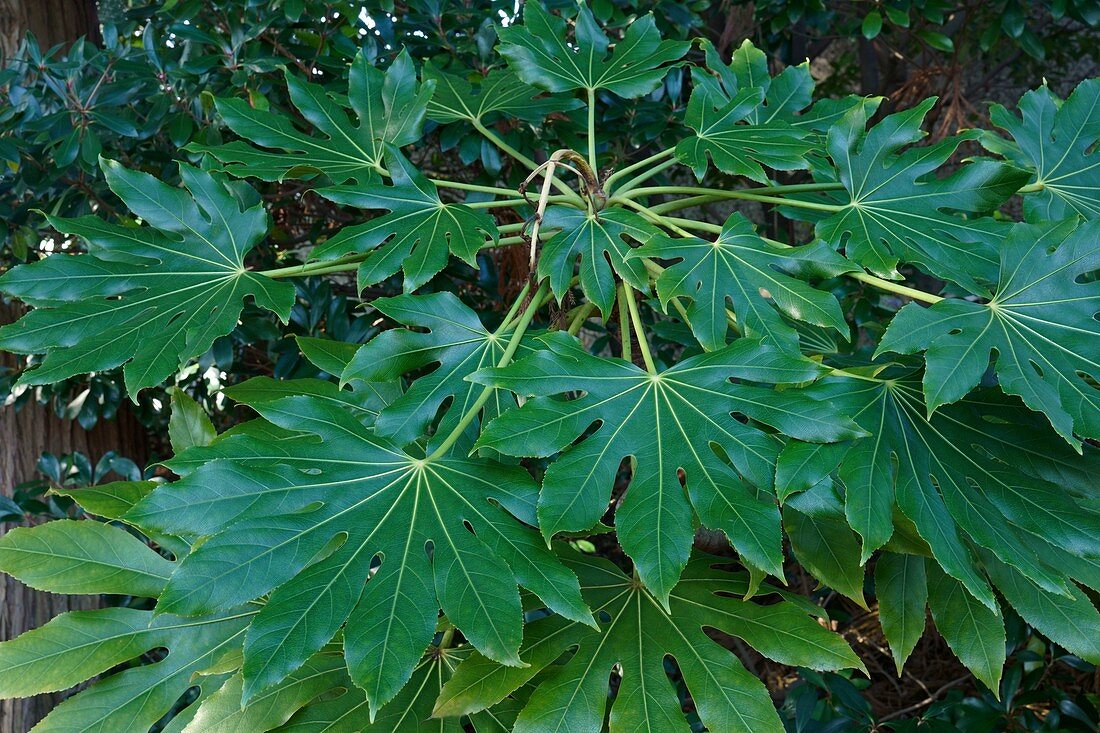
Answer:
(0, 3, 1097, 732)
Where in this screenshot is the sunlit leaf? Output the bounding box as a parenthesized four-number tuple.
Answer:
(499, 2, 689, 98)
(126, 393, 592, 713)
(436, 552, 863, 733)
(196, 49, 432, 185)
(0, 162, 294, 393)
(474, 333, 864, 602)
(879, 218, 1100, 444)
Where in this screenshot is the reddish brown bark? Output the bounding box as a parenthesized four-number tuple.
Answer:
(0, 0, 100, 61)
(1, 0, 120, 724)
(0, 319, 148, 728)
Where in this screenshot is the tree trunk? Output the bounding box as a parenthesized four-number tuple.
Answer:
(0, 1, 119, 727)
(1, 302, 149, 733)
(0, 0, 100, 62)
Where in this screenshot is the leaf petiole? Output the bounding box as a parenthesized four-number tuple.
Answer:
(610, 157, 683, 196)
(622, 185, 845, 212)
(587, 88, 598, 174)
(472, 119, 585, 207)
(602, 147, 676, 190)
(465, 195, 575, 210)
(617, 283, 633, 365)
(262, 252, 371, 279)
(566, 301, 598, 335)
(425, 279, 552, 460)
(623, 284, 657, 373)
(623, 203, 944, 306)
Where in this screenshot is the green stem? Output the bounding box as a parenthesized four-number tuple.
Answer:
(617, 284, 633, 365)
(847, 271, 943, 304)
(453, 127, 579, 209)
(720, 191, 843, 211)
(377, 162, 518, 198)
(668, 295, 693, 330)
(662, 216, 722, 235)
(612, 196, 695, 238)
(648, 194, 727, 215)
(623, 285, 657, 373)
(566, 301, 597, 335)
(472, 119, 585, 206)
(749, 181, 845, 194)
(432, 179, 522, 197)
(466, 195, 573, 210)
(827, 366, 887, 382)
(472, 119, 540, 171)
(603, 148, 675, 190)
(263, 253, 368, 279)
(763, 235, 945, 305)
(642, 257, 664, 279)
(426, 280, 551, 461)
(623, 186, 843, 212)
(497, 281, 533, 331)
(587, 88, 598, 174)
(611, 157, 682, 196)
(627, 201, 943, 306)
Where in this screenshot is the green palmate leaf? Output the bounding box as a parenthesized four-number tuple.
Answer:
(774, 439, 848, 502)
(0, 606, 251, 733)
(125, 393, 592, 714)
(0, 161, 294, 393)
(295, 334, 361, 377)
(498, 2, 689, 98)
(473, 333, 864, 602)
(926, 562, 1006, 692)
(984, 555, 1100, 664)
(160, 673, 234, 733)
(817, 99, 1029, 290)
(701, 40, 810, 127)
(675, 41, 813, 182)
(52, 480, 156, 521)
(2, 19, 1099, 733)
(168, 386, 217, 453)
(183, 653, 347, 733)
(435, 552, 863, 732)
(0, 527, 252, 730)
(875, 552, 928, 673)
(783, 485, 867, 606)
(537, 206, 657, 316)
(988, 79, 1100, 220)
(275, 646, 504, 732)
(310, 146, 498, 292)
(221, 376, 394, 428)
(197, 49, 432, 185)
(340, 292, 532, 450)
(879, 219, 1100, 444)
(694, 38, 868, 135)
(801, 372, 1100, 610)
(424, 62, 582, 125)
(632, 212, 852, 351)
(0, 520, 172, 598)
(676, 85, 803, 182)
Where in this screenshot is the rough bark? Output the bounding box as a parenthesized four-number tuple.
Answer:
(0, 0, 100, 62)
(0, 300, 148, 723)
(0, 0, 114, 725)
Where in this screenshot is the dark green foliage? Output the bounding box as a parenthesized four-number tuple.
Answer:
(0, 2, 1097, 732)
